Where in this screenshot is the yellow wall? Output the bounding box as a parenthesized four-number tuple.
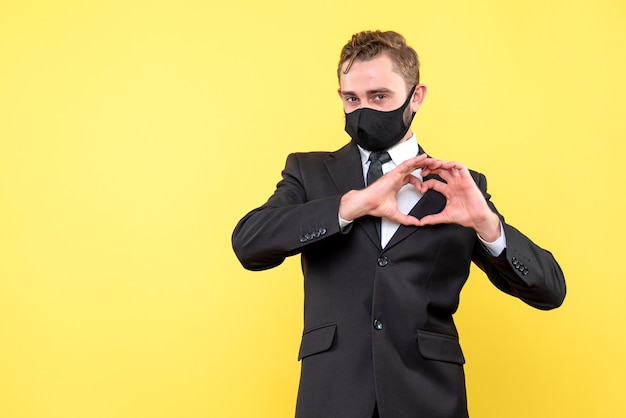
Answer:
(1, 0, 624, 417)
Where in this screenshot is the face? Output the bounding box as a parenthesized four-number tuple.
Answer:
(338, 53, 426, 141)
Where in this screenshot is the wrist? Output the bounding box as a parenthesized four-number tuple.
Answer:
(475, 212, 501, 242)
(339, 190, 366, 221)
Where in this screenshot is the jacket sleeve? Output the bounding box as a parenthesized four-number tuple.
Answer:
(231, 153, 344, 271)
(471, 172, 566, 310)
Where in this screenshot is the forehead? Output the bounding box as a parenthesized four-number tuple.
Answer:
(339, 54, 406, 93)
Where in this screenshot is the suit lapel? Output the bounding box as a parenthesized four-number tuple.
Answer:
(323, 141, 365, 193)
(324, 142, 381, 248)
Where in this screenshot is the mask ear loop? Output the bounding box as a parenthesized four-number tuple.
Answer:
(405, 85, 418, 105)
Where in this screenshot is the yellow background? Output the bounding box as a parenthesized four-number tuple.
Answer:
(1, 0, 625, 417)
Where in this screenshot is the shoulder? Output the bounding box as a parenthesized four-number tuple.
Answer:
(467, 168, 488, 192)
(468, 168, 485, 181)
(285, 142, 357, 165)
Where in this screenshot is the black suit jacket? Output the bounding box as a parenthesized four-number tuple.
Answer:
(232, 141, 566, 418)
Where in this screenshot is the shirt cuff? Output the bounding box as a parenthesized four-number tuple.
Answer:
(339, 214, 353, 230)
(477, 222, 507, 256)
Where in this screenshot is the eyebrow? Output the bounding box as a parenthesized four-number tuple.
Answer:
(341, 88, 395, 97)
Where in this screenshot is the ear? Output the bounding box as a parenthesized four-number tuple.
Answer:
(337, 88, 343, 98)
(410, 84, 427, 112)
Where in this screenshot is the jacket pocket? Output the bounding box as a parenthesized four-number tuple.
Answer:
(417, 330, 465, 365)
(298, 322, 337, 360)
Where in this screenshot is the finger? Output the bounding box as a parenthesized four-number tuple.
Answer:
(429, 168, 454, 182)
(439, 161, 467, 171)
(405, 174, 423, 189)
(418, 159, 450, 178)
(396, 154, 428, 173)
(416, 212, 451, 226)
(419, 178, 448, 195)
(422, 160, 466, 172)
(439, 161, 469, 178)
(388, 212, 421, 227)
(418, 158, 444, 171)
(381, 157, 424, 181)
(421, 166, 463, 183)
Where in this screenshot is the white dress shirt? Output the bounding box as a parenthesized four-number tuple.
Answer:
(341, 135, 506, 255)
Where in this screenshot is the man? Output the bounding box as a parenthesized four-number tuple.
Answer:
(232, 30, 565, 418)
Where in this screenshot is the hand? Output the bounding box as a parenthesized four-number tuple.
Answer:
(415, 158, 501, 241)
(339, 154, 427, 226)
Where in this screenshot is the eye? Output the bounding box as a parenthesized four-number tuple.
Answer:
(373, 94, 387, 100)
(345, 96, 358, 103)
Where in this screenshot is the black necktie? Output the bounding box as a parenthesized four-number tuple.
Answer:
(367, 151, 391, 186)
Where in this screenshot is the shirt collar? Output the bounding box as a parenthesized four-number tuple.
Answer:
(357, 134, 419, 166)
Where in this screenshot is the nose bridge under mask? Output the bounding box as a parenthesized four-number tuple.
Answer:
(344, 85, 417, 152)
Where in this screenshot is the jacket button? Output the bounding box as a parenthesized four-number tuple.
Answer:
(373, 320, 383, 330)
(377, 257, 388, 267)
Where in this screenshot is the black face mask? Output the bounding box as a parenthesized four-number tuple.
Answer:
(344, 86, 417, 152)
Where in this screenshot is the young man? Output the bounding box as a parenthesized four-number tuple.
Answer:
(232, 30, 565, 418)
